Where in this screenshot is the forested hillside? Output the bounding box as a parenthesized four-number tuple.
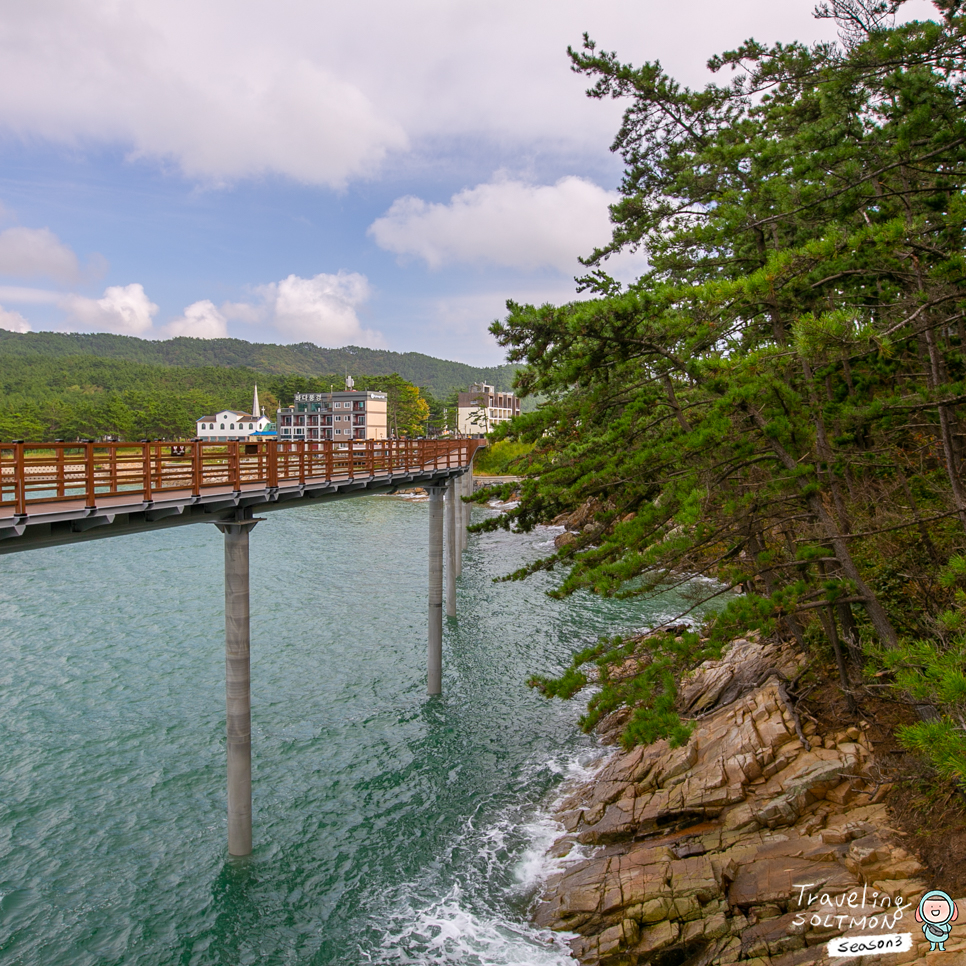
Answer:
(0, 330, 516, 399)
(0, 354, 435, 440)
(486, 1, 966, 782)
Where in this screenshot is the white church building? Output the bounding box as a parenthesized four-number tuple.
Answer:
(196, 386, 275, 442)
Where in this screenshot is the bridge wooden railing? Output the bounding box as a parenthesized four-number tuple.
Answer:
(0, 438, 483, 515)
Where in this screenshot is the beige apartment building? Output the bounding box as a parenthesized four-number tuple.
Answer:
(277, 390, 388, 441)
(456, 383, 520, 435)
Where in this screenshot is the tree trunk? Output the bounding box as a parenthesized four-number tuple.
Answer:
(744, 402, 899, 647)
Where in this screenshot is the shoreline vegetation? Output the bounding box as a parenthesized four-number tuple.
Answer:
(457, 3, 966, 963)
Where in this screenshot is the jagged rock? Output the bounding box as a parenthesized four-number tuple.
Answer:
(676, 636, 799, 715)
(553, 498, 604, 532)
(533, 636, 950, 965)
(555, 531, 577, 549)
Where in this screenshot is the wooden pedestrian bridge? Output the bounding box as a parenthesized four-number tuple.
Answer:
(0, 437, 482, 550)
(1, 436, 484, 855)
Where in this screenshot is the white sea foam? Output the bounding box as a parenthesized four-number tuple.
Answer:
(530, 526, 563, 551)
(372, 883, 576, 966)
(370, 749, 608, 966)
(487, 499, 520, 510)
(514, 750, 611, 886)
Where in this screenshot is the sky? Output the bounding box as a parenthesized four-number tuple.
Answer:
(0, 0, 939, 366)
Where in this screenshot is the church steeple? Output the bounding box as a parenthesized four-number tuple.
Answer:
(252, 384, 260, 418)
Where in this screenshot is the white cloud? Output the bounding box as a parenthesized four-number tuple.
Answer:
(0, 0, 936, 187)
(227, 271, 383, 346)
(62, 283, 158, 335)
(0, 285, 63, 304)
(370, 176, 625, 273)
(163, 299, 229, 339)
(0, 304, 30, 332)
(0, 1, 407, 187)
(0, 272, 381, 345)
(0, 227, 80, 283)
(220, 300, 265, 325)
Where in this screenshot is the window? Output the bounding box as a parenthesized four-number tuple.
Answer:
(248, 424, 253, 430)
(230, 423, 235, 429)
(221, 423, 225, 430)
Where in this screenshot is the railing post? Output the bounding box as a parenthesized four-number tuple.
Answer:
(216, 517, 259, 856)
(189, 442, 200, 498)
(227, 441, 238, 491)
(109, 444, 118, 495)
(57, 443, 65, 499)
(85, 441, 96, 508)
(141, 441, 153, 502)
(268, 440, 278, 489)
(427, 484, 445, 694)
(14, 442, 25, 515)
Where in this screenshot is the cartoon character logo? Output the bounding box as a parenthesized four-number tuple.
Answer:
(916, 890, 959, 952)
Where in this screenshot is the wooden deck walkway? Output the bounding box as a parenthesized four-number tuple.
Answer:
(0, 438, 483, 553)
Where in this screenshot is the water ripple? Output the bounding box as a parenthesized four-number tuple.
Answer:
(0, 498, 710, 965)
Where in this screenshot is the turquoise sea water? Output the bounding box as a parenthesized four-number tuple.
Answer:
(0, 495, 704, 966)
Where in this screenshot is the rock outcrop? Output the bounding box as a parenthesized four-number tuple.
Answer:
(534, 636, 966, 965)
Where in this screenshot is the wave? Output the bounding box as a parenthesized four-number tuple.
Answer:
(364, 750, 608, 966)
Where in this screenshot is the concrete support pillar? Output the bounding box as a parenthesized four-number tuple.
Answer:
(427, 485, 445, 694)
(216, 518, 259, 857)
(453, 474, 463, 579)
(445, 476, 457, 616)
(461, 468, 471, 551)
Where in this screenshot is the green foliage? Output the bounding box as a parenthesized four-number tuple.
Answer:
(529, 630, 715, 749)
(896, 720, 966, 783)
(498, 6, 966, 763)
(872, 555, 966, 780)
(473, 440, 534, 475)
(527, 667, 588, 699)
(0, 354, 265, 440)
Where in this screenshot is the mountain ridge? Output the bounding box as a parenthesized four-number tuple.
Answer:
(0, 331, 516, 399)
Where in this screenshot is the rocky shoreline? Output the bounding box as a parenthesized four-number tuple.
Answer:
(533, 634, 966, 965)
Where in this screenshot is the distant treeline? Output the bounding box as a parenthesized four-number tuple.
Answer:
(0, 353, 441, 440)
(0, 331, 517, 400)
